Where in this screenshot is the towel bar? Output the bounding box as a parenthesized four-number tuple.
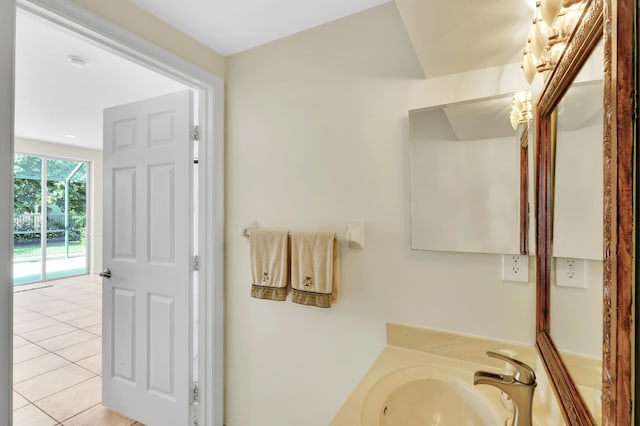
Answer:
(241, 220, 365, 249)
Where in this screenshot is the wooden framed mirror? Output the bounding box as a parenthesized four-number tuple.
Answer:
(535, 0, 634, 424)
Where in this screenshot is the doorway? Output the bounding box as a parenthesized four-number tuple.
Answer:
(6, 2, 224, 425)
(12, 10, 195, 425)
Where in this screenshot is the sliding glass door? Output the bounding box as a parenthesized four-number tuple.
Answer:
(13, 154, 43, 283)
(13, 154, 89, 285)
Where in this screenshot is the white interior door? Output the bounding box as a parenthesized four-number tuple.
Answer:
(102, 90, 194, 426)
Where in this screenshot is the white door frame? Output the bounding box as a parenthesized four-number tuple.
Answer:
(0, 0, 16, 421)
(5, 1, 225, 425)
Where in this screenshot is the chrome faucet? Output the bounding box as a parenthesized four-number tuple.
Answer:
(474, 351, 536, 426)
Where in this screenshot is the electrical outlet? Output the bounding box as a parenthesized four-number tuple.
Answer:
(502, 254, 529, 283)
(555, 257, 586, 288)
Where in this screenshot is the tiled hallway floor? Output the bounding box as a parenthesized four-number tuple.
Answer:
(12, 275, 141, 426)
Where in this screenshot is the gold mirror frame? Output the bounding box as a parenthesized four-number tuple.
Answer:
(535, 0, 634, 424)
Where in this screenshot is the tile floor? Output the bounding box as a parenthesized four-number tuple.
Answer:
(12, 275, 142, 426)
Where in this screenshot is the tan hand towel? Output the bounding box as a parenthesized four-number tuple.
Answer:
(250, 229, 289, 301)
(290, 231, 340, 308)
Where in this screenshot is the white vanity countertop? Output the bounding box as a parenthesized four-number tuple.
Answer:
(329, 345, 511, 425)
(330, 322, 567, 426)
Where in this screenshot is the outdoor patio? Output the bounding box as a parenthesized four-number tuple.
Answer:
(13, 256, 87, 286)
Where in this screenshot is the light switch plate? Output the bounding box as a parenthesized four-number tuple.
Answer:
(502, 254, 529, 283)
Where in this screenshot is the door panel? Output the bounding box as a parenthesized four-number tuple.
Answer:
(112, 167, 136, 260)
(103, 90, 193, 426)
(148, 293, 175, 397)
(148, 164, 175, 263)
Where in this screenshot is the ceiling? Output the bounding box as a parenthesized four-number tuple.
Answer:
(130, 0, 534, 77)
(411, 95, 515, 143)
(443, 96, 515, 141)
(14, 9, 187, 150)
(130, 0, 392, 56)
(394, 0, 534, 78)
(411, 80, 604, 144)
(15, 0, 541, 150)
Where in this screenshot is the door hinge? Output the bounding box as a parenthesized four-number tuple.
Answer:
(191, 382, 200, 404)
(193, 125, 200, 141)
(192, 255, 200, 272)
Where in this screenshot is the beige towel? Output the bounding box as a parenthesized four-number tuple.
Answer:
(290, 231, 340, 308)
(250, 229, 289, 301)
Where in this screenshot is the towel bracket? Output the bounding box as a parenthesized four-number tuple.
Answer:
(241, 220, 365, 249)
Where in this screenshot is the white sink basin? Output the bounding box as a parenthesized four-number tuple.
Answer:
(361, 365, 504, 426)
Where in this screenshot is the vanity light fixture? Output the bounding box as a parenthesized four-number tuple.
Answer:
(548, 1, 585, 45)
(520, 0, 586, 84)
(539, 0, 562, 26)
(530, 16, 550, 59)
(522, 49, 537, 84)
(510, 90, 533, 130)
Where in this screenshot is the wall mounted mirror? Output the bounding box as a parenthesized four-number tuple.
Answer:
(535, 0, 634, 424)
(409, 96, 534, 255)
(549, 42, 604, 422)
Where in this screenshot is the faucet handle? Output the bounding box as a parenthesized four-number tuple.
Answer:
(486, 351, 536, 385)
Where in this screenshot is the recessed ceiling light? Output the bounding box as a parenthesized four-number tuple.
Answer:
(68, 55, 87, 68)
(64, 134, 76, 139)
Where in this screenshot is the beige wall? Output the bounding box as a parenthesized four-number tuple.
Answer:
(553, 125, 604, 260)
(15, 138, 103, 275)
(70, 0, 226, 78)
(550, 123, 604, 359)
(225, 3, 536, 425)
